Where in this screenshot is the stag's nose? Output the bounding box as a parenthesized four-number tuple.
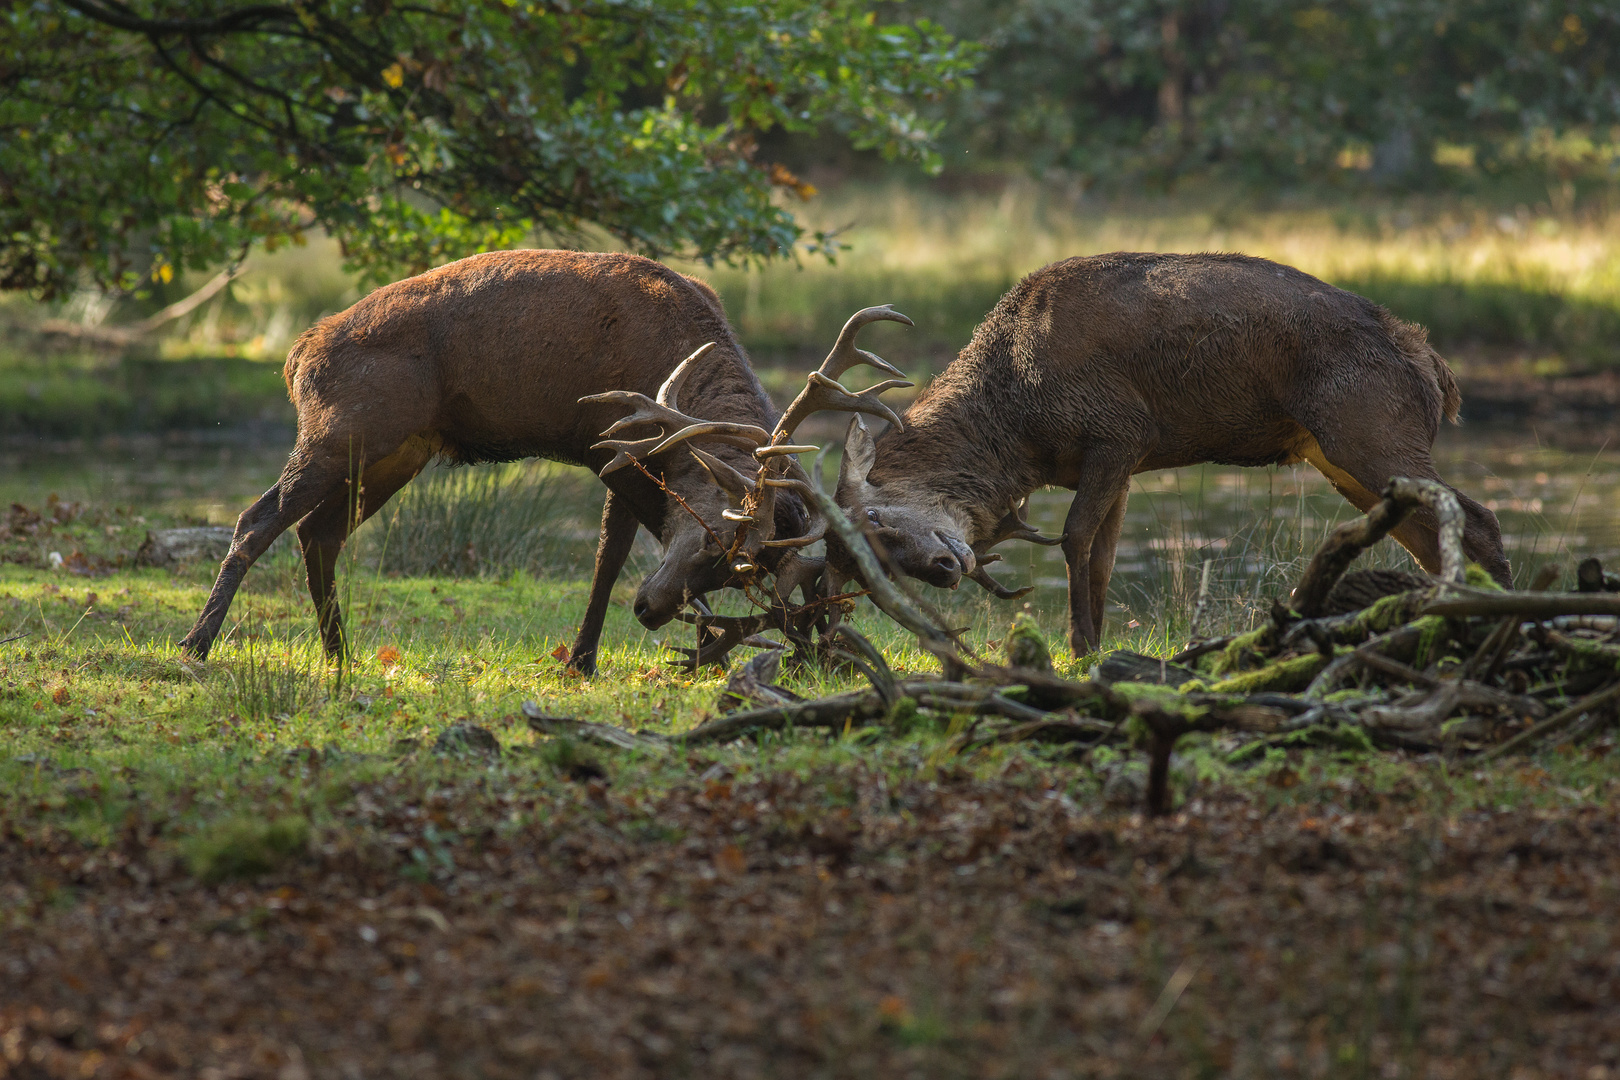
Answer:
(633, 597, 652, 623)
(930, 552, 960, 578)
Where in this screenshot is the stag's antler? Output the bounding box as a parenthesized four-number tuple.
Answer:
(650, 306, 913, 461)
(593, 309, 914, 671)
(582, 342, 772, 475)
(965, 553, 1036, 600)
(976, 498, 1065, 552)
(962, 499, 1060, 599)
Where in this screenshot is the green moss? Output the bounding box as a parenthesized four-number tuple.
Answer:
(1207, 652, 1331, 694)
(885, 696, 922, 734)
(1411, 615, 1451, 669)
(1551, 635, 1620, 673)
(1004, 613, 1053, 673)
(1357, 590, 1428, 635)
(1110, 681, 1211, 720)
(1465, 563, 1503, 590)
(1197, 626, 1275, 678)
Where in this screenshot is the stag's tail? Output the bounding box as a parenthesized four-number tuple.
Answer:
(1425, 342, 1462, 424)
(1383, 311, 1461, 426)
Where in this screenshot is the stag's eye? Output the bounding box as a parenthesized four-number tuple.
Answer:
(866, 508, 881, 525)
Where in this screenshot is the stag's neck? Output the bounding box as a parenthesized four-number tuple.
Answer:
(875, 357, 1049, 544)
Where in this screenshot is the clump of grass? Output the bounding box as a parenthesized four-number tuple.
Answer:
(366, 461, 570, 578)
(211, 636, 322, 724)
(185, 813, 311, 883)
(535, 735, 606, 782)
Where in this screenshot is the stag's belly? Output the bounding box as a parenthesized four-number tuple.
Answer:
(1133, 414, 1314, 472)
(432, 391, 592, 467)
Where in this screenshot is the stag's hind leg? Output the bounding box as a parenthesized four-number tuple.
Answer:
(1061, 452, 1139, 656)
(296, 438, 435, 658)
(179, 446, 354, 661)
(1302, 438, 1510, 586)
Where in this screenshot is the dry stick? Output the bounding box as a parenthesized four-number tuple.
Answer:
(1477, 679, 1620, 762)
(1291, 478, 1465, 619)
(37, 265, 242, 345)
(1355, 647, 1437, 687)
(795, 461, 971, 672)
(1461, 563, 1570, 681)
(680, 690, 883, 745)
(1188, 558, 1213, 639)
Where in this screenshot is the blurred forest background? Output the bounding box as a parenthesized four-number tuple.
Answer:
(4, 0, 1618, 438)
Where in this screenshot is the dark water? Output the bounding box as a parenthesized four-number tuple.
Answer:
(6, 423, 1616, 634)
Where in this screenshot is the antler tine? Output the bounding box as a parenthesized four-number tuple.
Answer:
(965, 563, 1036, 601)
(765, 306, 915, 447)
(772, 373, 913, 447)
(750, 475, 825, 549)
(975, 499, 1065, 552)
(583, 387, 771, 476)
(656, 341, 717, 409)
(820, 306, 913, 381)
(646, 421, 772, 458)
(688, 448, 756, 509)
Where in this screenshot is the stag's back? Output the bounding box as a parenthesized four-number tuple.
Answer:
(283, 250, 773, 469)
(915, 252, 1459, 471)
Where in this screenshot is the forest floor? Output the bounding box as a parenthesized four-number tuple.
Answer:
(3, 496, 1619, 1079)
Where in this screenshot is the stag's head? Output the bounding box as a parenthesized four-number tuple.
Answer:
(628, 444, 806, 629)
(835, 416, 1061, 598)
(833, 416, 977, 587)
(584, 308, 913, 629)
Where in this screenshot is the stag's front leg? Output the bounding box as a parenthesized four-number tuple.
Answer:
(1061, 469, 1134, 656)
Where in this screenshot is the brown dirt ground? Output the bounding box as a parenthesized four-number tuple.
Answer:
(3, 762, 1619, 1080)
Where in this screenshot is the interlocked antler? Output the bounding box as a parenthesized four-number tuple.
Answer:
(651, 305, 914, 551)
(964, 498, 1064, 599)
(581, 342, 772, 476)
(589, 308, 914, 671)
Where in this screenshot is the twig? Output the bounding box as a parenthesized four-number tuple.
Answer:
(521, 702, 669, 751)
(680, 690, 883, 745)
(0, 633, 27, 646)
(1477, 679, 1620, 762)
(1354, 648, 1436, 687)
(795, 457, 971, 671)
(36, 265, 242, 345)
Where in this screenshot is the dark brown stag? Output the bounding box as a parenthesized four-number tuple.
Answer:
(178, 250, 812, 675)
(834, 252, 1511, 655)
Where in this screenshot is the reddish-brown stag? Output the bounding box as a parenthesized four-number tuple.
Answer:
(178, 250, 813, 675)
(834, 252, 1512, 655)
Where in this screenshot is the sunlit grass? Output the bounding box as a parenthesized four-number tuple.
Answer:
(683, 181, 1620, 370)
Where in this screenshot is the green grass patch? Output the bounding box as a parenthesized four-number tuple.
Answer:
(185, 813, 312, 883)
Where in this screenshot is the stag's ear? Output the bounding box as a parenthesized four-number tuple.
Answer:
(838, 415, 877, 490)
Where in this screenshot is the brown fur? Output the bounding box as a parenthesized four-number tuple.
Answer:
(181, 250, 800, 673)
(840, 252, 1510, 654)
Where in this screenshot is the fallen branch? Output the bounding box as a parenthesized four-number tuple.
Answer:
(1476, 680, 1620, 762)
(1292, 478, 1464, 618)
(36, 266, 241, 346)
(1422, 593, 1620, 620)
(522, 702, 669, 751)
